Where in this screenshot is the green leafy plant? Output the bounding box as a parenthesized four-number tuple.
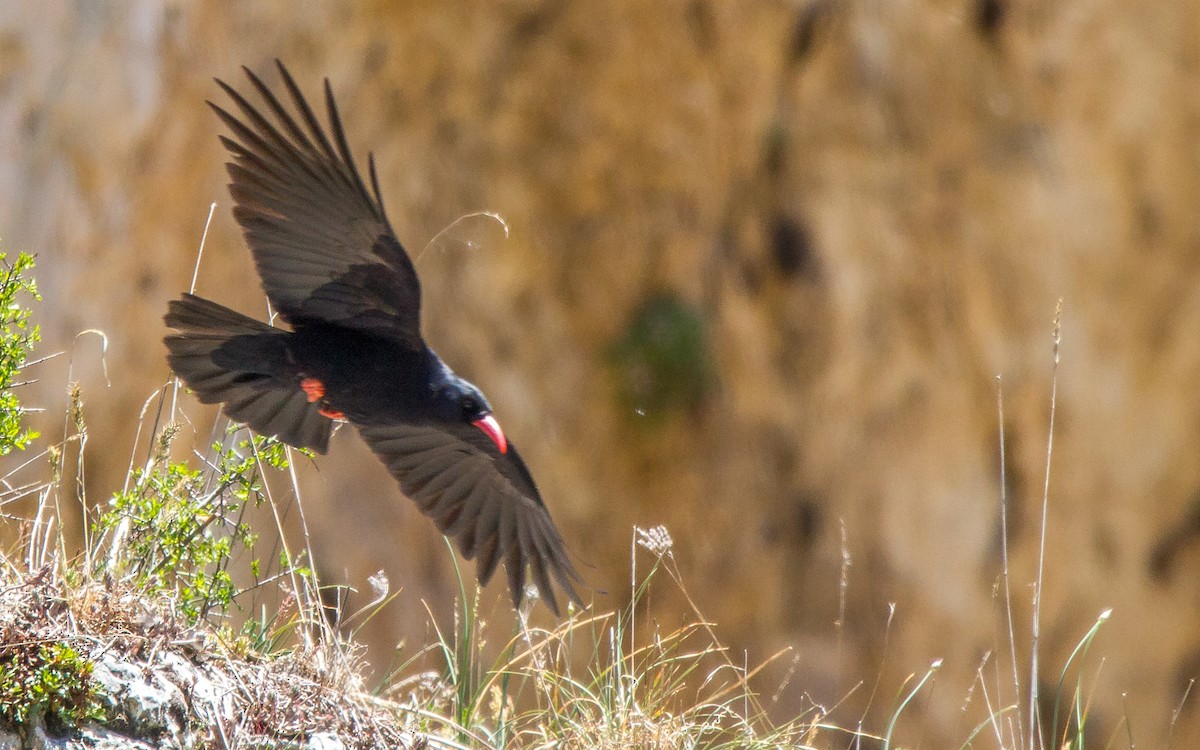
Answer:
(0, 249, 41, 455)
(95, 429, 301, 624)
(0, 640, 105, 733)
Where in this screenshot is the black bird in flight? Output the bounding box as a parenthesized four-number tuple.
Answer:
(163, 61, 581, 614)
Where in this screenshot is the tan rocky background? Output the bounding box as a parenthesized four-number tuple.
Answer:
(3, 0, 1200, 745)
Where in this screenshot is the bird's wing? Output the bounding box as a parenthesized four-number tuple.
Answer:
(210, 60, 422, 347)
(356, 421, 582, 615)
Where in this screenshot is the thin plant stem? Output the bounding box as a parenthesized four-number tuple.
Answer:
(996, 376, 1024, 747)
(1029, 300, 1063, 750)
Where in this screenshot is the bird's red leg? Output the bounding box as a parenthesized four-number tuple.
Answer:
(300, 377, 346, 420)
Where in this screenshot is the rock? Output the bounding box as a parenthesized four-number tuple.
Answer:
(29, 724, 155, 750)
(305, 733, 346, 750)
(92, 654, 185, 739)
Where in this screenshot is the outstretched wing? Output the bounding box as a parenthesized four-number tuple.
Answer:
(356, 421, 583, 615)
(210, 60, 422, 347)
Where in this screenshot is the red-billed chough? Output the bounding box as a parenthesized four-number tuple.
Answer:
(163, 61, 582, 615)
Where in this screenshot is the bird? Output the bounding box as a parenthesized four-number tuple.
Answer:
(163, 60, 582, 615)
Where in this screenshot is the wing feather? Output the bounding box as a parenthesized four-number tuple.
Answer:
(210, 60, 422, 347)
(357, 421, 582, 614)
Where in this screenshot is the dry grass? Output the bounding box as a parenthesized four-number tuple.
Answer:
(0, 479, 828, 748)
(0, 568, 425, 747)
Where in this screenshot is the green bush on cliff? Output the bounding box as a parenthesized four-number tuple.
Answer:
(0, 249, 41, 455)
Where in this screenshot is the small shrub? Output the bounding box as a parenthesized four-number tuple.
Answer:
(0, 640, 105, 732)
(0, 249, 41, 455)
(95, 430, 301, 624)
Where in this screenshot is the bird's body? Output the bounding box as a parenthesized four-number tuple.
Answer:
(163, 61, 581, 614)
(289, 322, 438, 423)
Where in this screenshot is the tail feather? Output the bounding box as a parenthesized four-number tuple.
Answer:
(164, 293, 332, 453)
(164, 293, 273, 334)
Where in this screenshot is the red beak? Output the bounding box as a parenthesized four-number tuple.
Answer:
(472, 413, 508, 454)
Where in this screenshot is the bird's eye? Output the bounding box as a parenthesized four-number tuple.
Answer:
(460, 396, 480, 418)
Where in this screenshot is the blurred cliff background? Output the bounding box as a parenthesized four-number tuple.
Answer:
(2, 0, 1199, 745)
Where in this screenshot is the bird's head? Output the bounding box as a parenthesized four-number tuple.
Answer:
(434, 377, 508, 454)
